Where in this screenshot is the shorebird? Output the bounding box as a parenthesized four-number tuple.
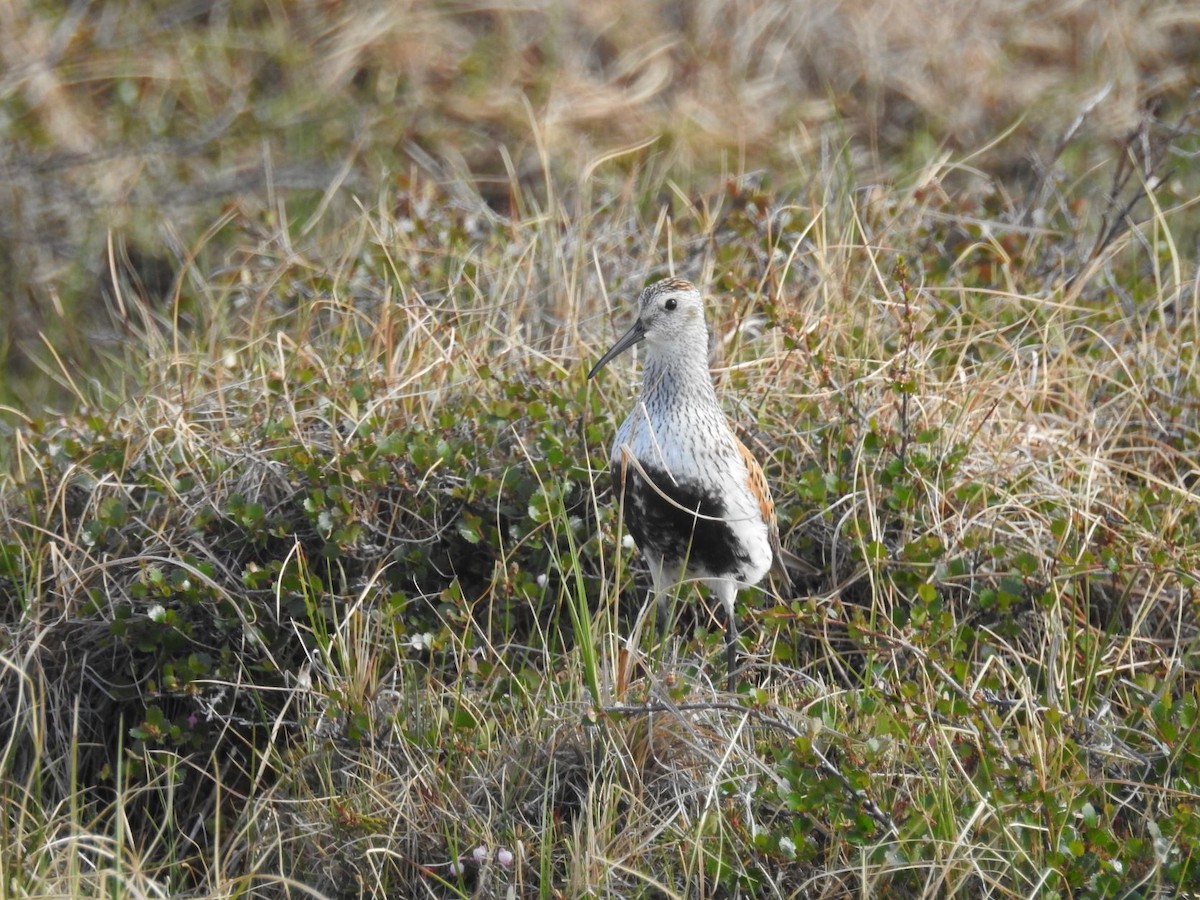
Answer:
(588, 277, 791, 686)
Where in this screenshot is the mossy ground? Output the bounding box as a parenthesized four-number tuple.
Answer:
(2, 2, 1200, 897)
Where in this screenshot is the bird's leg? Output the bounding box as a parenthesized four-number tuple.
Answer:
(724, 616, 739, 690)
(718, 583, 739, 690)
(656, 589, 672, 642)
(649, 559, 675, 655)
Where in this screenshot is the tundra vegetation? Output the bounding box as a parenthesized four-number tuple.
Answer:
(2, 2, 1199, 897)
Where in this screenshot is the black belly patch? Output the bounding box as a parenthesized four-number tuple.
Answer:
(613, 462, 751, 579)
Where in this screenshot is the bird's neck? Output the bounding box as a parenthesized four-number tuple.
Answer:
(640, 352, 720, 414)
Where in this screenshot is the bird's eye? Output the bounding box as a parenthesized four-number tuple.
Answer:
(664, 297, 678, 311)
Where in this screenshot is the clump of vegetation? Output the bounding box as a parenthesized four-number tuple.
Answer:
(3, 2, 1200, 897)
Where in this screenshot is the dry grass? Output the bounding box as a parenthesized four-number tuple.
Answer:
(2, 2, 1200, 898)
(2, 0, 1196, 407)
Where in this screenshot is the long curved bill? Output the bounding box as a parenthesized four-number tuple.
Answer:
(587, 318, 646, 379)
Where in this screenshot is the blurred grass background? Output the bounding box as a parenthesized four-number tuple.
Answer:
(2, 0, 1195, 410)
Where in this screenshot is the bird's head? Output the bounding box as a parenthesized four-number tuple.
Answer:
(588, 278, 708, 379)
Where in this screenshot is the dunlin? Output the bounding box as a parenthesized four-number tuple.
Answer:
(589, 277, 790, 685)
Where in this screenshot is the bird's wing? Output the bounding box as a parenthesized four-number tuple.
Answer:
(734, 436, 793, 594)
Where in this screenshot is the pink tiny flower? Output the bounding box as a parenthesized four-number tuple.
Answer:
(497, 847, 514, 868)
(471, 845, 488, 864)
